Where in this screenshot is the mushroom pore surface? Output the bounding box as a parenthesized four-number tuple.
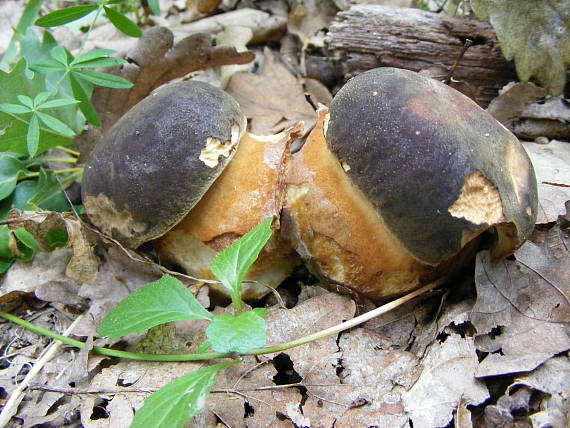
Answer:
(82, 81, 247, 248)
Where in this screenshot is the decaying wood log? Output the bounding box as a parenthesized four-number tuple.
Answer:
(326, 5, 519, 107)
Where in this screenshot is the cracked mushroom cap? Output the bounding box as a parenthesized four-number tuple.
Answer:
(284, 67, 537, 299)
(82, 81, 247, 248)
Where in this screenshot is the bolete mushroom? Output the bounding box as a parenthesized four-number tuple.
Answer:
(283, 68, 538, 300)
(82, 80, 299, 299)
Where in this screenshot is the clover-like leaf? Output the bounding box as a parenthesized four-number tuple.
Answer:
(206, 311, 267, 354)
(210, 217, 273, 310)
(98, 275, 213, 340)
(131, 362, 236, 428)
(472, 0, 570, 95)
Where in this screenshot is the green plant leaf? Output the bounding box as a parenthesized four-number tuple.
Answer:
(0, 104, 30, 114)
(0, 60, 80, 154)
(20, 170, 71, 212)
(17, 95, 34, 108)
(75, 70, 133, 88)
(210, 217, 273, 310)
(14, 227, 44, 253)
(206, 311, 267, 353)
(98, 275, 213, 340)
(0, 226, 14, 261)
(38, 98, 80, 109)
(46, 228, 68, 249)
(131, 362, 235, 428)
(72, 49, 116, 63)
(36, 111, 76, 136)
(103, 6, 142, 38)
(50, 45, 70, 66)
(196, 340, 212, 353)
(71, 57, 126, 69)
(148, 0, 161, 16)
(0, 153, 27, 201)
(69, 74, 100, 126)
(472, 0, 570, 95)
(0, 0, 42, 70)
(33, 91, 51, 106)
(35, 4, 98, 27)
(27, 114, 40, 157)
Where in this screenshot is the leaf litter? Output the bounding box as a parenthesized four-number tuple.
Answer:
(1, 1, 570, 427)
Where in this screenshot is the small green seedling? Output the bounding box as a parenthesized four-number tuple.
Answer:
(98, 217, 274, 427)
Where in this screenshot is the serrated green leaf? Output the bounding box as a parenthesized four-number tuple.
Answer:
(98, 275, 213, 340)
(206, 311, 266, 353)
(0, 104, 31, 114)
(27, 114, 40, 157)
(17, 95, 34, 108)
(472, 0, 570, 95)
(75, 70, 133, 89)
(210, 217, 273, 310)
(14, 227, 45, 253)
(38, 98, 80, 109)
(35, 5, 98, 27)
(132, 362, 235, 428)
(0, 153, 27, 201)
(36, 111, 76, 136)
(103, 6, 142, 38)
(148, 0, 161, 16)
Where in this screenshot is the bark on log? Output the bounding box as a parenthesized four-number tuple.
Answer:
(326, 5, 518, 107)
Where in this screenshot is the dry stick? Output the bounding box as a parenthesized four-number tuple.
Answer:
(0, 281, 440, 363)
(444, 38, 473, 85)
(0, 315, 84, 428)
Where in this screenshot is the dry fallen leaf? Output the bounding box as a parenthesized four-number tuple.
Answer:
(227, 48, 317, 135)
(471, 225, 570, 376)
(522, 140, 570, 223)
(403, 333, 490, 428)
(91, 26, 255, 132)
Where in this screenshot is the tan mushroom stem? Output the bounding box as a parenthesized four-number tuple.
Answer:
(282, 108, 481, 300)
(155, 124, 303, 300)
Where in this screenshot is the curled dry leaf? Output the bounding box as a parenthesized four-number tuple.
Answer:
(6, 210, 99, 284)
(91, 26, 255, 132)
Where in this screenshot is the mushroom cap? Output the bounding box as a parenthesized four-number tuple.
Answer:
(82, 81, 247, 248)
(327, 67, 537, 264)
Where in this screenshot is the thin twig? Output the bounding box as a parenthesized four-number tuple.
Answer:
(444, 38, 473, 85)
(0, 315, 84, 428)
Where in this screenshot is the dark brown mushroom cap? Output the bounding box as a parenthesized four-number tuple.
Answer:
(82, 81, 246, 248)
(327, 67, 537, 264)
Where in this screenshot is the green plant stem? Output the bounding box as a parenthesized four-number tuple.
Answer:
(40, 157, 78, 164)
(26, 167, 83, 178)
(78, 5, 104, 55)
(0, 282, 438, 362)
(56, 146, 80, 157)
(0, 311, 229, 362)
